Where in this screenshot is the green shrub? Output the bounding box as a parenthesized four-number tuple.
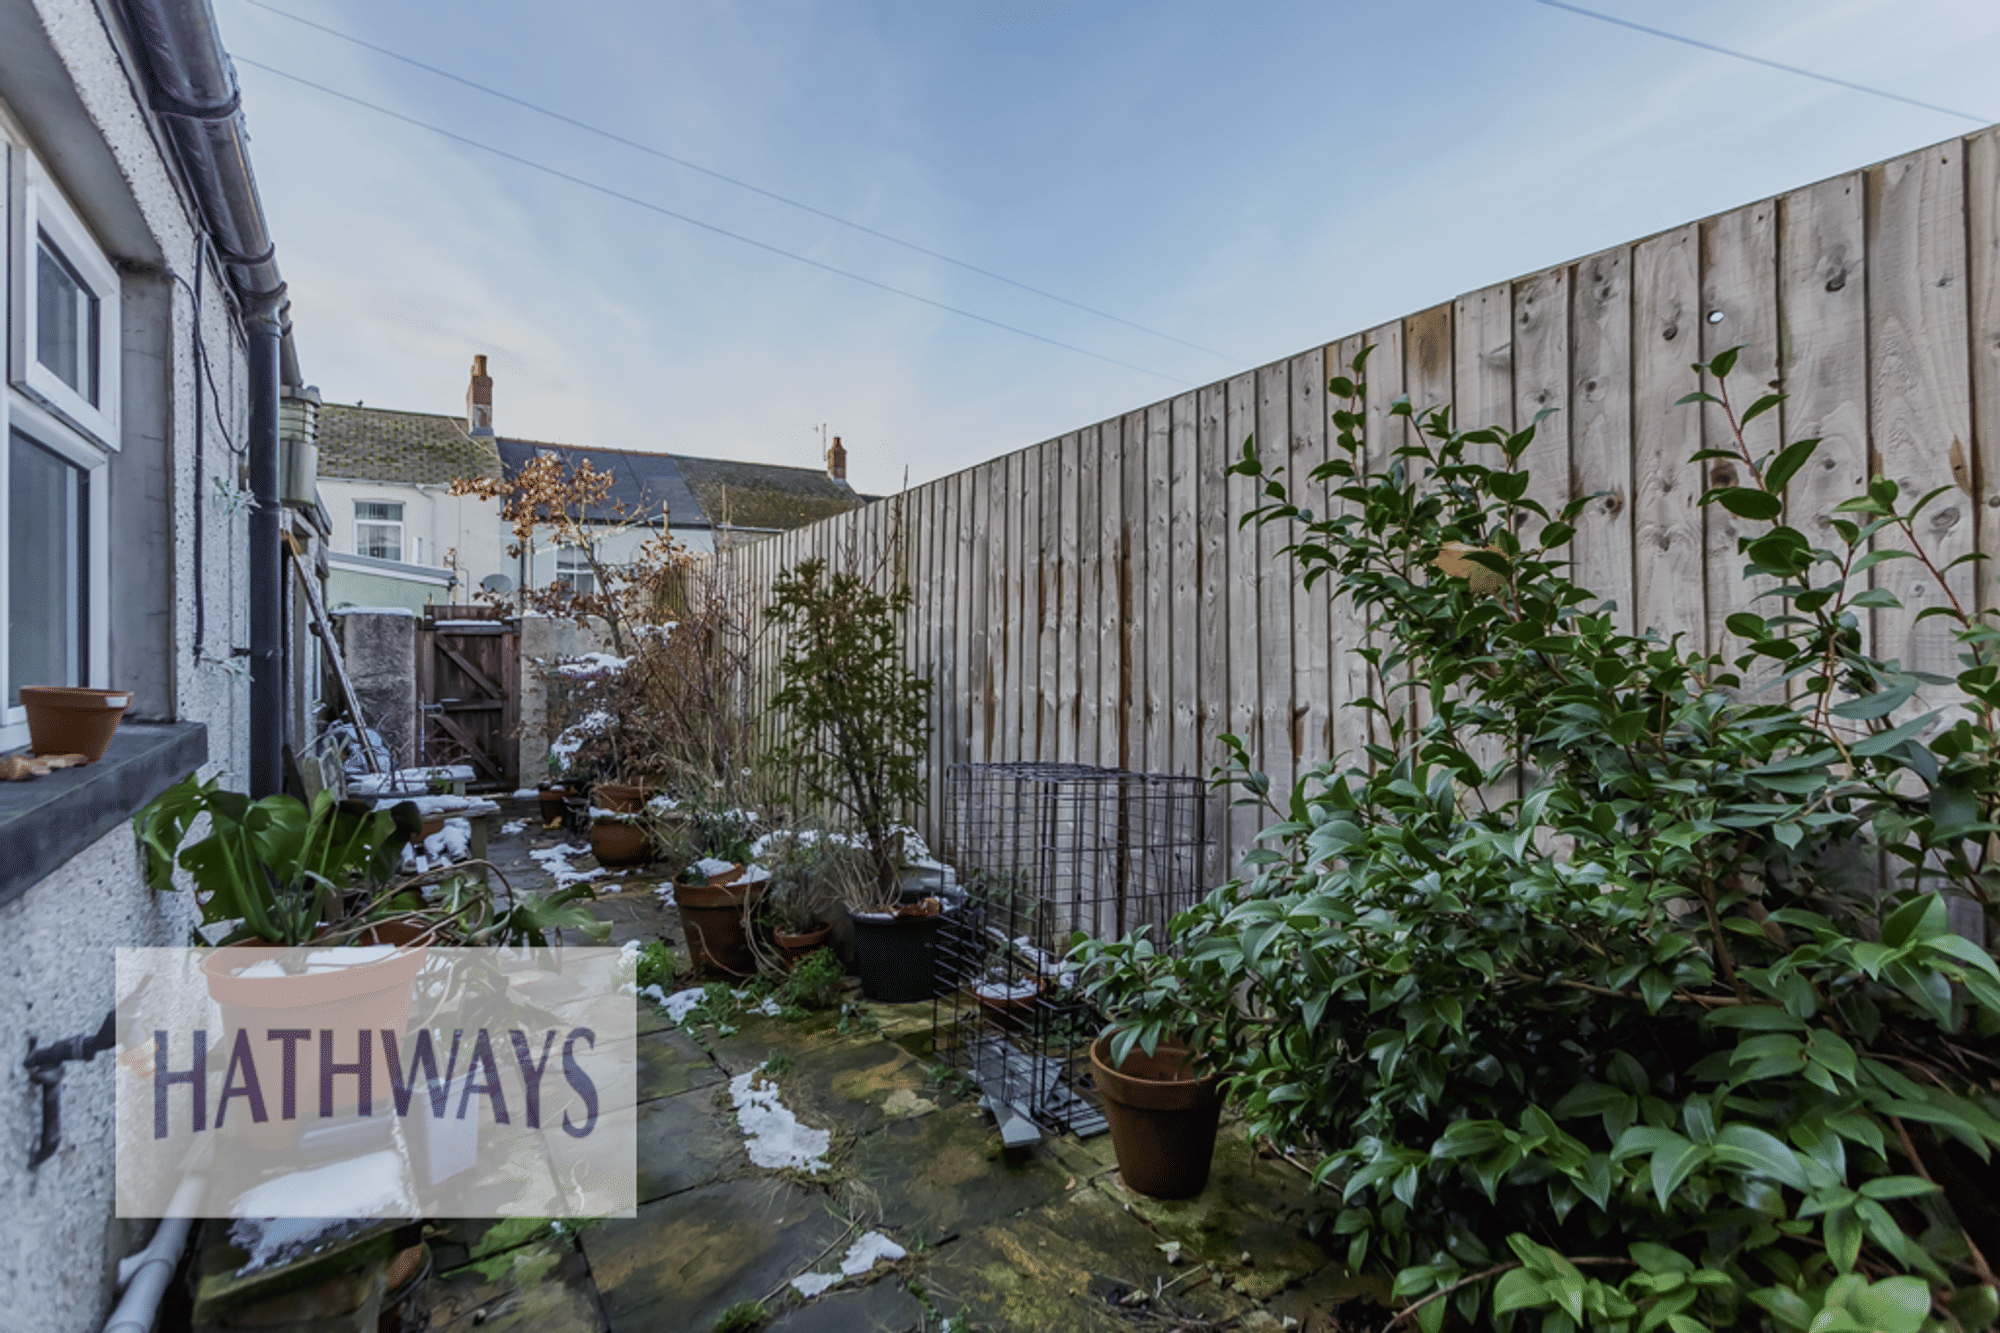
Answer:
(1071, 346, 2000, 1332)
(783, 947, 844, 1011)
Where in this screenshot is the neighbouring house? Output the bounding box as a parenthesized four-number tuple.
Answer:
(312, 356, 870, 608)
(0, 0, 322, 1327)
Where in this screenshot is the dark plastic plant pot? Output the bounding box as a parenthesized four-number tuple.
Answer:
(849, 905, 948, 1003)
(677, 878, 765, 978)
(1089, 1033, 1225, 1199)
(537, 785, 568, 825)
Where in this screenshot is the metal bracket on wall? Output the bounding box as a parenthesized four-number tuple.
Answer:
(23, 1008, 117, 1168)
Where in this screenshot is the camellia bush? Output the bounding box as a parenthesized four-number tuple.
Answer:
(1071, 346, 2000, 1332)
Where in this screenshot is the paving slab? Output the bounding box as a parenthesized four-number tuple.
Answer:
(1095, 1125, 1333, 1300)
(637, 1026, 725, 1103)
(759, 1039, 958, 1141)
(844, 1102, 1070, 1246)
(424, 1237, 605, 1332)
(767, 1279, 928, 1333)
(637, 1085, 745, 1204)
(916, 1176, 1250, 1333)
(582, 1177, 848, 1333)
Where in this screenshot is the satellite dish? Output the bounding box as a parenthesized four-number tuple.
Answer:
(481, 573, 514, 593)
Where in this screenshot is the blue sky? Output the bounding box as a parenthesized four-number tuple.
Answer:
(224, 0, 2000, 495)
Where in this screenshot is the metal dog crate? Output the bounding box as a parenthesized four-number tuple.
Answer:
(934, 763, 1212, 1138)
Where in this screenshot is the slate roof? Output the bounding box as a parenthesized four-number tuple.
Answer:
(675, 455, 870, 532)
(317, 405, 502, 484)
(493, 439, 706, 528)
(493, 440, 865, 533)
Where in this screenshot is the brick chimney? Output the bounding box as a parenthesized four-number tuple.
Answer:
(826, 434, 847, 482)
(466, 354, 493, 437)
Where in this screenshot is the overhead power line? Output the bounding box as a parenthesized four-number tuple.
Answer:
(242, 0, 1242, 364)
(1536, 0, 1994, 126)
(235, 57, 1196, 387)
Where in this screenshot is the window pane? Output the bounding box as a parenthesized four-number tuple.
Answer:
(355, 501, 403, 522)
(10, 434, 82, 702)
(36, 235, 98, 404)
(356, 522, 402, 562)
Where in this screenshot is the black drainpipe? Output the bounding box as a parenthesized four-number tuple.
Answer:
(121, 0, 296, 796)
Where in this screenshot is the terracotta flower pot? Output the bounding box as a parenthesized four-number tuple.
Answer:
(1089, 1033, 1225, 1199)
(773, 922, 832, 966)
(200, 942, 430, 1150)
(420, 815, 446, 843)
(676, 878, 766, 978)
(594, 782, 650, 814)
(590, 819, 651, 868)
(974, 977, 1043, 1035)
(537, 785, 568, 825)
(19, 686, 130, 761)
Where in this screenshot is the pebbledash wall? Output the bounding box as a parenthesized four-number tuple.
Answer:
(724, 126, 2000, 882)
(0, 0, 280, 1327)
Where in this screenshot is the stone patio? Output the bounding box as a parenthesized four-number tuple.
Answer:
(416, 803, 1386, 1333)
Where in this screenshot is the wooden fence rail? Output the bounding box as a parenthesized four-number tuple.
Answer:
(723, 127, 2000, 878)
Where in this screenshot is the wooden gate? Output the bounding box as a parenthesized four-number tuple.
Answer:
(416, 605, 519, 791)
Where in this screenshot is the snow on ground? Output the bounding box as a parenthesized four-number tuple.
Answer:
(500, 819, 528, 836)
(528, 842, 603, 890)
(789, 1231, 908, 1297)
(730, 1066, 830, 1173)
(652, 883, 677, 907)
(649, 986, 708, 1023)
(227, 1150, 413, 1270)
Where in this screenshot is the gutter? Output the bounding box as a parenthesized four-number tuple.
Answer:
(118, 0, 291, 799)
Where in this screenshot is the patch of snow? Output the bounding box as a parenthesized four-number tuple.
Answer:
(694, 857, 736, 878)
(528, 842, 604, 890)
(550, 711, 612, 762)
(735, 863, 771, 886)
(554, 653, 629, 677)
(511, 788, 540, 800)
(974, 980, 1038, 1001)
(227, 1150, 413, 1269)
(422, 817, 472, 861)
(789, 1231, 908, 1298)
(660, 987, 708, 1023)
(652, 883, 677, 907)
(645, 793, 680, 813)
(328, 606, 416, 617)
(232, 960, 288, 979)
(500, 819, 528, 836)
(729, 1066, 830, 1173)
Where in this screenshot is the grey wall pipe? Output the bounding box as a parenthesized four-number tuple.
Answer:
(120, 0, 297, 796)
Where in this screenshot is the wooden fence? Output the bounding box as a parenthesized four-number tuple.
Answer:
(722, 127, 2000, 877)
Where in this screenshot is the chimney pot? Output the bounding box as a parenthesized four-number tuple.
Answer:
(827, 434, 847, 482)
(467, 355, 494, 437)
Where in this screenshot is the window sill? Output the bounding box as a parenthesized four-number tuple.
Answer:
(0, 722, 207, 910)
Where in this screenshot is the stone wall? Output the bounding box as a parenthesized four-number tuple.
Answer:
(335, 609, 419, 767)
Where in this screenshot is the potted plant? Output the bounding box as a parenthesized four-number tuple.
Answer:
(671, 803, 766, 977)
(588, 809, 650, 868)
(1069, 932, 1226, 1200)
(536, 781, 569, 826)
(19, 685, 131, 761)
(763, 552, 936, 1001)
(754, 828, 843, 967)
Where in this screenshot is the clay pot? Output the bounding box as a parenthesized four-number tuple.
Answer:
(773, 922, 833, 966)
(200, 941, 430, 1150)
(1433, 542, 1506, 595)
(19, 686, 130, 761)
(537, 785, 568, 825)
(1089, 1033, 1225, 1199)
(420, 815, 446, 843)
(676, 878, 766, 978)
(589, 819, 651, 868)
(594, 782, 650, 814)
(974, 976, 1043, 1035)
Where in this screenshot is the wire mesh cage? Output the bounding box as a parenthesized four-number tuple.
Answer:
(934, 762, 1213, 1137)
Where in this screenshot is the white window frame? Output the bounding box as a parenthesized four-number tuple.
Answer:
(9, 146, 120, 448)
(1, 395, 112, 749)
(0, 133, 117, 751)
(554, 540, 595, 595)
(354, 499, 405, 562)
